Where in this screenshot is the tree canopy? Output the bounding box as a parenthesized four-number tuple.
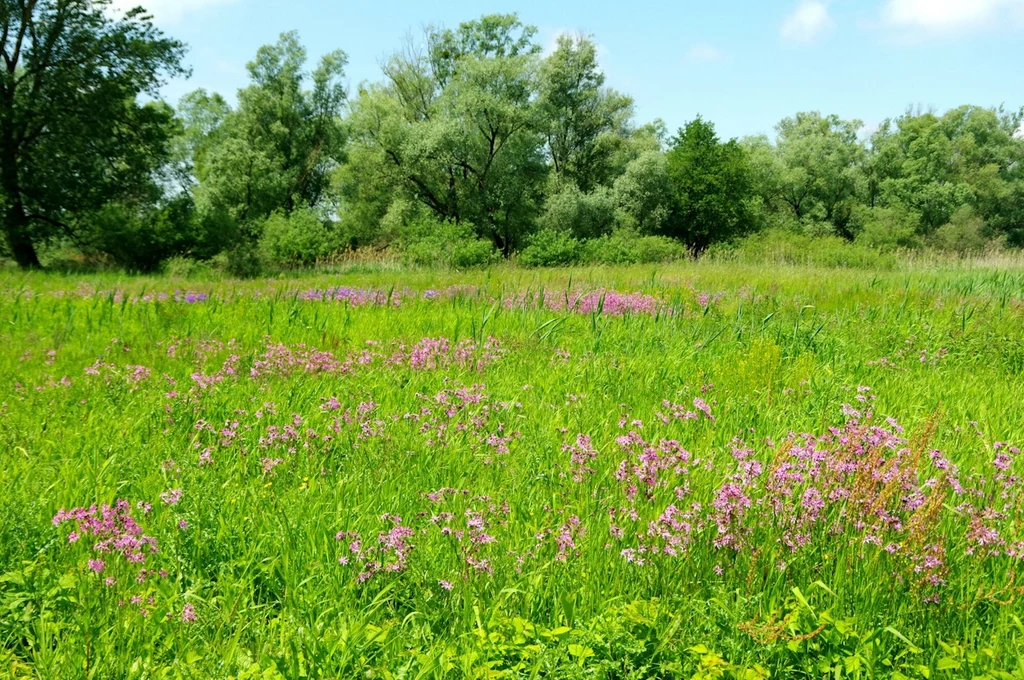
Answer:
(2, 10, 1023, 271)
(1, 0, 186, 268)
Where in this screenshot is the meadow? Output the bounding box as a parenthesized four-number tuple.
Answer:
(2, 261, 1024, 679)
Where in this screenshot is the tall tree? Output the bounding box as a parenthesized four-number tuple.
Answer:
(188, 32, 348, 239)
(0, 0, 186, 268)
(538, 33, 633, 192)
(665, 117, 754, 250)
(169, 88, 231, 195)
(775, 112, 865, 238)
(345, 14, 546, 254)
(870, 106, 1024, 240)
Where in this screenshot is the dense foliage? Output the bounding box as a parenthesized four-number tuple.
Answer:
(2, 8, 1023, 273)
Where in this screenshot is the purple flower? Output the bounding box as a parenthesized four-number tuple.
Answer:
(181, 604, 197, 623)
(693, 398, 715, 422)
(800, 488, 825, 519)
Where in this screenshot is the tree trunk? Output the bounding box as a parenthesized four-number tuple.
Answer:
(1, 129, 42, 268)
(4, 201, 42, 269)
(0, 164, 41, 269)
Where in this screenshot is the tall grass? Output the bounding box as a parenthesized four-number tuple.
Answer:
(2, 263, 1024, 678)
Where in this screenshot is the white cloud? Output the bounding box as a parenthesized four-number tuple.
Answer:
(781, 1, 835, 44)
(685, 43, 727, 64)
(881, 0, 1024, 34)
(108, 0, 240, 23)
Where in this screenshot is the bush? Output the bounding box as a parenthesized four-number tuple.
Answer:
(401, 218, 500, 269)
(519, 229, 582, 267)
(537, 183, 616, 239)
(930, 207, 997, 255)
(219, 244, 264, 278)
(580, 229, 686, 265)
(163, 256, 218, 279)
(854, 205, 922, 250)
(259, 209, 341, 266)
(79, 197, 224, 273)
(708, 229, 898, 269)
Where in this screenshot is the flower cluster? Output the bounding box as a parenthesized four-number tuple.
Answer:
(53, 500, 159, 567)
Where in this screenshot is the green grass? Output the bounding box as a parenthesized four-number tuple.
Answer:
(2, 262, 1024, 679)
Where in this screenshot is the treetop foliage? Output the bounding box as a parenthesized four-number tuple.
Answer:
(2, 8, 1023, 271)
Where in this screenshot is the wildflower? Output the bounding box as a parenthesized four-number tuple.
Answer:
(439, 580, 453, 591)
(261, 457, 284, 473)
(466, 556, 492, 574)
(160, 489, 182, 505)
(994, 452, 1012, 472)
(554, 517, 585, 562)
(693, 398, 715, 422)
(800, 487, 825, 520)
(88, 560, 105, 574)
(565, 434, 598, 481)
(181, 604, 197, 623)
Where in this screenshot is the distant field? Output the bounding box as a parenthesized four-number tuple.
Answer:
(2, 263, 1024, 679)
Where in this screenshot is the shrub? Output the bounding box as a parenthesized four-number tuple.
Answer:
(163, 256, 218, 279)
(854, 205, 922, 250)
(401, 218, 500, 269)
(580, 229, 685, 265)
(519, 229, 582, 267)
(538, 183, 616, 239)
(220, 244, 264, 278)
(930, 207, 998, 255)
(259, 209, 341, 266)
(79, 197, 224, 273)
(708, 228, 898, 269)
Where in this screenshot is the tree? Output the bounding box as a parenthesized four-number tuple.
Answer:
(612, 150, 673, 234)
(538, 33, 633, 192)
(188, 32, 348, 241)
(665, 117, 754, 250)
(869, 106, 1024, 241)
(538, 181, 616, 239)
(169, 89, 231, 195)
(0, 0, 186, 268)
(344, 14, 547, 255)
(775, 112, 865, 239)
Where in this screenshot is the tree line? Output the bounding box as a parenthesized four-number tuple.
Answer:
(3, 4, 1023, 271)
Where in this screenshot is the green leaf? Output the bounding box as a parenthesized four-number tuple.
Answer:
(548, 626, 572, 640)
(567, 644, 594, 658)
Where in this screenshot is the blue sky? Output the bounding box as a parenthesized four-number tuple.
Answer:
(117, 0, 1024, 140)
